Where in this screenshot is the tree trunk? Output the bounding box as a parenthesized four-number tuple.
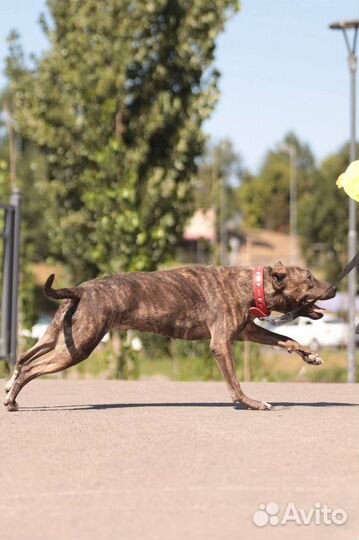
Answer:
(111, 329, 126, 379)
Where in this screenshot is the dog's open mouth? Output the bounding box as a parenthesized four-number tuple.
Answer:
(298, 302, 326, 320)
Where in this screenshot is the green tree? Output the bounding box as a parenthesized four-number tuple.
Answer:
(6, 0, 239, 284)
(300, 143, 359, 281)
(238, 132, 317, 233)
(194, 139, 242, 214)
(194, 139, 244, 262)
(0, 92, 49, 329)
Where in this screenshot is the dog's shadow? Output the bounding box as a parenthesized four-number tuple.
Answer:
(19, 401, 359, 412)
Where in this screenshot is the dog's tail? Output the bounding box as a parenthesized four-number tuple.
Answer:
(43, 274, 84, 301)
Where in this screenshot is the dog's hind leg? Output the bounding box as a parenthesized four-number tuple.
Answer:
(4, 287, 115, 410)
(4, 348, 75, 411)
(4, 321, 109, 411)
(4, 335, 57, 393)
(4, 303, 69, 394)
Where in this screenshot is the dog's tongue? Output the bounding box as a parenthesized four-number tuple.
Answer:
(308, 304, 326, 320)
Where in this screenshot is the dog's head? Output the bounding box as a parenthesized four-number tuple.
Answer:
(265, 262, 336, 320)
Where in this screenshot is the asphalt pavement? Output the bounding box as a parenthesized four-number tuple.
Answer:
(1, 379, 358, 540)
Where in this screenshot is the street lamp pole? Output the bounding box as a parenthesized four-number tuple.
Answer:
(281, 144, 298, 265)
(213, 142, 227, 266)
(329, 20, 359, 383)
(220, 169, 228, 266)
(2, 108, 18, 190)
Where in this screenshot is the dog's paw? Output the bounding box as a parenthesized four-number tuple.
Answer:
(303, 352, 323, 366)
(234, 398, 272, 411)
(4, 394, 18, 411)
(6, 401, 18, 412)
(261, 401, 272, 410)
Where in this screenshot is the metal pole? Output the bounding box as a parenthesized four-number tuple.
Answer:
(220, 169, 228, 266)
(9, 189, 21, 366)
(289, 147, 297, 265)
(347, 48, 357, 383)
(213, 143, 227, 266)
(212, 148, 220, 265)
(0, 207, 14, 360)
(3, 107, 18, 191)
(329, 20, 358, 383)
(281, 144, 298, 264)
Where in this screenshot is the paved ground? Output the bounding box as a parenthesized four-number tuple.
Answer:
(0, 380, 358, 540)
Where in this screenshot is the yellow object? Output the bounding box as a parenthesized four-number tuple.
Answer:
(336, 160, 359, 202)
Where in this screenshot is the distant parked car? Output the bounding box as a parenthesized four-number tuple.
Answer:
(21, 315, 52, 340)
(22, 315, 110, 342)
(261, 313, 348, 351)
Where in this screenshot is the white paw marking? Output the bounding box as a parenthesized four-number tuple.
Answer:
(5, 372, 18, 392)
(4, 381, 13, 393)
(262, 401, 272, 410)
(305, 353, 323, 365)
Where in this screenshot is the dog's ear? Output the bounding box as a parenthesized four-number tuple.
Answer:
(274, 260, 284, 267)
(271, 266, 287, 290)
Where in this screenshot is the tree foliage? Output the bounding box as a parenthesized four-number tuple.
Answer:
(237, 132, 359, 280)
(238, 132, 317, 233)
(194, 139, 242, 214)
(7, 0, 239, 283)
(300, 143, 359, 280)
(0, 128, 49, 328)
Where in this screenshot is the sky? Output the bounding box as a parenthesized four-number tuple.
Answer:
(0, 0, 358, 172)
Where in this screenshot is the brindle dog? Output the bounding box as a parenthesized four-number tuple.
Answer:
(4, 263, 335, 411)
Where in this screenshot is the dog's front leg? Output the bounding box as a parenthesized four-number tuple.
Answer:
(239, 321, 323, 365)
(210, 330, 271, 410)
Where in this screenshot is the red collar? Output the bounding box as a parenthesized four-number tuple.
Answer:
(249, 266, 270, 319)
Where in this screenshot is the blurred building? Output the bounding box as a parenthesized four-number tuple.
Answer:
(182, 208, 304, 267)
(228, 228, 304, 267)
(182, 208, 216, 264)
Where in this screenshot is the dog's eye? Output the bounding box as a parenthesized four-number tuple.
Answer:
(306, 273, 314, 286)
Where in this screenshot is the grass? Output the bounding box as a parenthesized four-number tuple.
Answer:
(59, 341, 356, 383)
(1, 338, 355, 383)
(259, 347, 350, 383)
